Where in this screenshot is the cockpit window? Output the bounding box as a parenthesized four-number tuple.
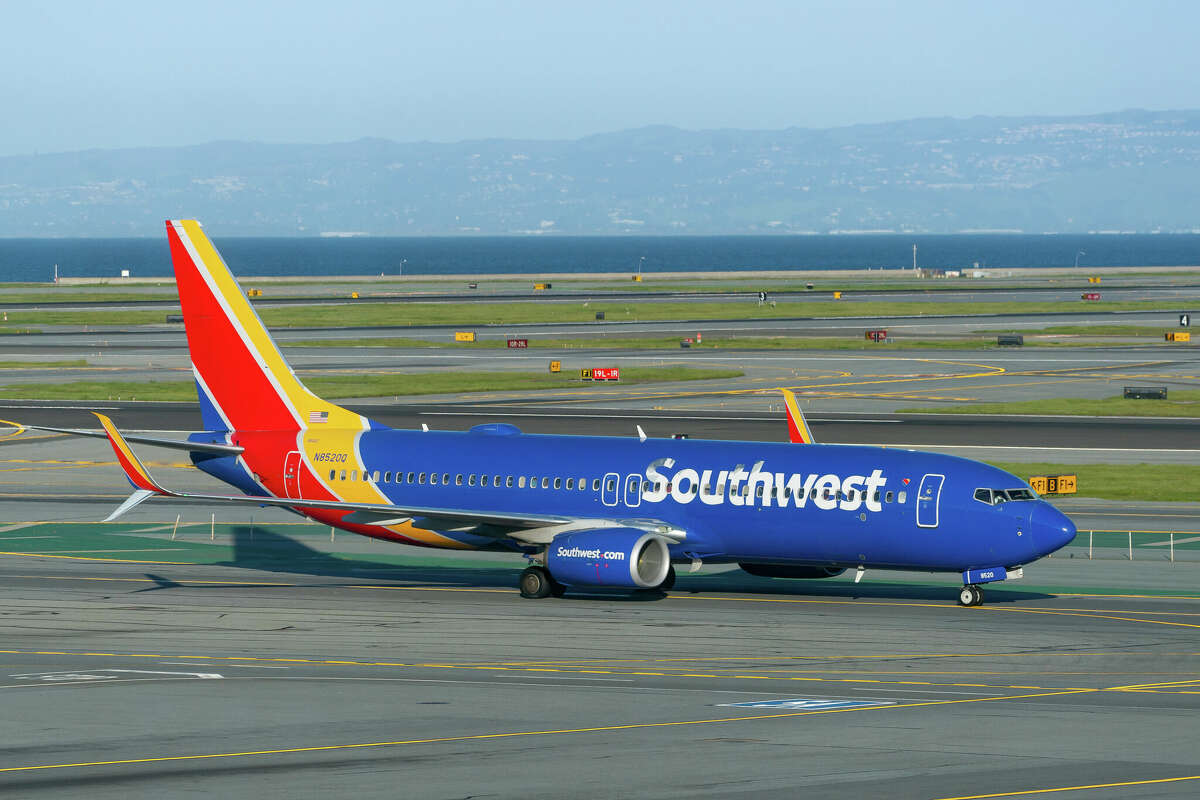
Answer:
(975, 487, 1036, 505)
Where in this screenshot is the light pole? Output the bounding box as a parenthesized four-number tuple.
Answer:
(1074, 250, 1086, 269)
(638, 256, 645, 278)
(399, 258, 407, 277)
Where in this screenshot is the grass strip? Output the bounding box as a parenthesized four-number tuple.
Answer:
(0, 366, 742, 402)
(286, 334, 1112, 351)
(976, 324, 1187, 336)
(3, 298, 1188, 329)
(985, 461, 1200, 503)
(0, 360, 87, 369)
(900, 391, 1200, 418)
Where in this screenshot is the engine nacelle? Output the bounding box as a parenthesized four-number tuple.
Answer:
(739, 563, 846, 579)
(547, 529, 671, 589)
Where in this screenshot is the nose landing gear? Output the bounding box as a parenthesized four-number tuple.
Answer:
(958, 584, 984, 607)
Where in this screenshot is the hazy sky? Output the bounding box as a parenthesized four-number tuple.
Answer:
(3, 0, 1198, 156)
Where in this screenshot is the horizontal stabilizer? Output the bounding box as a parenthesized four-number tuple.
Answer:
(21, 424, 242, 455)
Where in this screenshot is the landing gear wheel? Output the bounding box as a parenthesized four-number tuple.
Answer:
(658, 564, 677, 591)
(958, 585, 983, 607)
(519, 566, 553, 599)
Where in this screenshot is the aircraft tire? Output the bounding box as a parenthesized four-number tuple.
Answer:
(549, 575, 567, 597)
(658, 565, 676, 591)
(519, 566, 553, 599)
(959, 585, 983, 607)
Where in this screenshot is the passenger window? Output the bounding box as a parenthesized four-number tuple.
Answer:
(456, 474, 463, 486)
(429, 473, 438, 485)
(418, 472, 426, 484)
(782, 487, 790, 498)
(505, 476, 514, 488)
(372, 470, 380, 483)
(593, 479, 601, 491)
(468, 474, 475, 486)
(529, 476, 537, 487)
(885, 491, 893, 503)
(811, 489, 818, 499)
(350, 470, 358, 481)
(554, 478, 562, 490)
(606, 479, 615, 491)
(578, 477, 586, 489)
(542, 477, 549, 489)
(383, 471, 391, 483)
(406, 471, 415, 483)
(566, 478, 575, 490)
(898, 491, 906, 503)
(756, 486, 763, 498)
(340, 470, 346, 480)
(518, 476, 526, 488)
(441, 473, 449, 485)
(329, 469, 336, 481)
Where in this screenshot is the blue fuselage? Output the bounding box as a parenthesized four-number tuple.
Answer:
(213, 424, 1077, 574)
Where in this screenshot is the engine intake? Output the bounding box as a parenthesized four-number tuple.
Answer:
(547, 529, 671, 589)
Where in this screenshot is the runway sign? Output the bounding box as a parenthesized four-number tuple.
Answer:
(454, 331, 476, 342)
(1029, 474, 1077, 495)
(720, 698, 892, 710)
(507, 338, 528, 348)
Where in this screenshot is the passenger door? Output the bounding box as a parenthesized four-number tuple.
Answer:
(916, 473, 944, 528)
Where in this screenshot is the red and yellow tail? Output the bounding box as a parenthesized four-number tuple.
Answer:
(167, 220, 363, 433)
(781, 388, 815, 444)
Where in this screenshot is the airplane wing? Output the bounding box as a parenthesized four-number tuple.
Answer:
(780, 388, 815, 443)
(90, 413, 684, 544)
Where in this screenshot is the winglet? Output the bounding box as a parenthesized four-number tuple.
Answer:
(93, 413, 168, 493)
(780, 389, 815, 444)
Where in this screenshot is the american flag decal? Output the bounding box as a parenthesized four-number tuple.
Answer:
(308, 410, 329, 424)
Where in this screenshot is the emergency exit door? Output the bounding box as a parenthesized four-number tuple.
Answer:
(916, 473, 944, 528)
(284, 451, 303, 498)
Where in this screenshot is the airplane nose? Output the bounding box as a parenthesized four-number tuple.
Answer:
(1031, 501, 1076, 556)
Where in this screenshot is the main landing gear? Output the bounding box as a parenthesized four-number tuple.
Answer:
(519, 566, 565, 599)
(958, 584, 984, 607)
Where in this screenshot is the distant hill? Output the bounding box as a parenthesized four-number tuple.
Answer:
(3, 110, 1200, 236)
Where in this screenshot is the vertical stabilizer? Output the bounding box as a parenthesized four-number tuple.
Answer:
(167, 220, 363, 432)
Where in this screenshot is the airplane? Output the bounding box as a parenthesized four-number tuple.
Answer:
(33, 220, 1077, 607)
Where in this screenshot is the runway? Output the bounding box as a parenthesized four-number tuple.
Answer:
(5, 399, 1199, 455)
(0, 532, 1198, 799)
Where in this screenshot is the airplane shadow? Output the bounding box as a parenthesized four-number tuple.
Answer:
(141, 526, 1057, 605)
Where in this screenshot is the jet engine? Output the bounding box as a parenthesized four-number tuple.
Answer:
(546, 529, 671, 589)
